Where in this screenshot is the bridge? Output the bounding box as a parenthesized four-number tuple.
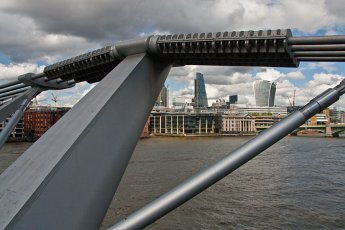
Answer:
(291, 124, 345, 137)
(1, 29, 345, 229)
(257, 124, 345, 137)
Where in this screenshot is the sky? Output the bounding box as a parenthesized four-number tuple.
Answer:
(0, 0, 345, 109)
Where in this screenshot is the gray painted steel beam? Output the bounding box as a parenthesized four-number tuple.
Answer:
(297, 57, 345, 62)
(0, 84, 27, 94)
(288, 35, 345, 45)
(0, 80, 21, 90)
(0, 87, 31, 99)
(0, 53, 171, 229)
(0, 94, 26, 104)
(291, 44, 345, 51)
(30, 72, 45, 80)
(0, 88, 40, 123)
(0, 88, 39, 149)
(294, 51, 345, 57)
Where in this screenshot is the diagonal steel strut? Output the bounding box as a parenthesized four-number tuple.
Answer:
(0, 53, 171, 229)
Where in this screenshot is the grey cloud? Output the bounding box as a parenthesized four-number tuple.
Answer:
(2, 0, 345, 63)
(168, 66, 257, 86)
(1, 0, 239, 43)
(1, 0, 345, 109)
(325, 0, 345, 23)
(205, 73, 253, 85)
(0, 12, 99, 62)
(194, 66, 257, 76)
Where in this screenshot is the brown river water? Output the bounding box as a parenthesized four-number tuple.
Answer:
(1, 136, 345, 229)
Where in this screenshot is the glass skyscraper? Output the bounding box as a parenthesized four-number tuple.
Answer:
(229, 95, 238, 104)
(155, 85, 169, 107)
(253, 80, 276, 107)
(194, 72, 208, 108)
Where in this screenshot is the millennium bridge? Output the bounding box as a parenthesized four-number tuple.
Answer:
(1, 29, 345, 229)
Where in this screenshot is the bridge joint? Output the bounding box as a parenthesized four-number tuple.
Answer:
(18, 73, 75, 90)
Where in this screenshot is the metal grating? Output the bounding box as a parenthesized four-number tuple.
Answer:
(156, 29, 298, 67)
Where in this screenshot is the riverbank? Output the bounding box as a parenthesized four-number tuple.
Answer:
(151, 133, 255, 137)
(151, 133, 343, 138)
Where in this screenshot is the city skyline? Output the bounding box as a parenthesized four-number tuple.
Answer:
(0, 1, 345, 109)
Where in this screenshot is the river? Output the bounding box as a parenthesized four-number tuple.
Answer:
(1, 136, 345, 229)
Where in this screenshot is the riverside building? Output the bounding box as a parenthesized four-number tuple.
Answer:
(150, 112, 217, 135)
(221, 115, 256, 135)
(24, 106, 70, 139)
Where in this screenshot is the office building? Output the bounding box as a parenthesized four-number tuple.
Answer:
(287, 106, 302, 114)
(253, 80, 276, 107)
(194, 72, 208, 108)
(221, 115, 256, 134)
(330, 108, 342, 123)
(150, 112, 217, 135)
(172, 97, 186, 107)
(212, 99, 227, 108)
(236, 106, 288, 116)
(155, 85, 169, 107)
(229, 95, 238, 104)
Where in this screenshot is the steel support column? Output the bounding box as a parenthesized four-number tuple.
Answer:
(0, 53, 171, 229)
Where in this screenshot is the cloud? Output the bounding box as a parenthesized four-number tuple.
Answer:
(0, 63, 44, 82)
(256, 68, 284, 82)
(286, 71, 305, 80)
(0, 11, 100, 63)
(167, 65, 257, 87)
(305, 62, 338, 73)
(1, 0, 345, 63)
(293, 73, 344, 107)
(0, 0, 345, 109)
(307, 73, 343, 88)
(169, 67, 345, 110)
(36, 82, 96, 107)
(255, 69, 305, 82)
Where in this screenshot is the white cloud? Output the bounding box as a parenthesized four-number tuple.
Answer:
(34, 82, 95, 107)
(286, 71, 305, 80)
(256, 68, 284, 82)
(0, 63, 44, 81)
(306, 62, 337, 72)
(292, 73, 344, 107)
(307, 73, 343, 88)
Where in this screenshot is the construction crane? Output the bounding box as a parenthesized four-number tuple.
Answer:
(51, 93, 59, 107)
(287, 89, 296, 106)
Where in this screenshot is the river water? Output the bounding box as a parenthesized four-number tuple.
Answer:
(1, 136, 345, 229)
